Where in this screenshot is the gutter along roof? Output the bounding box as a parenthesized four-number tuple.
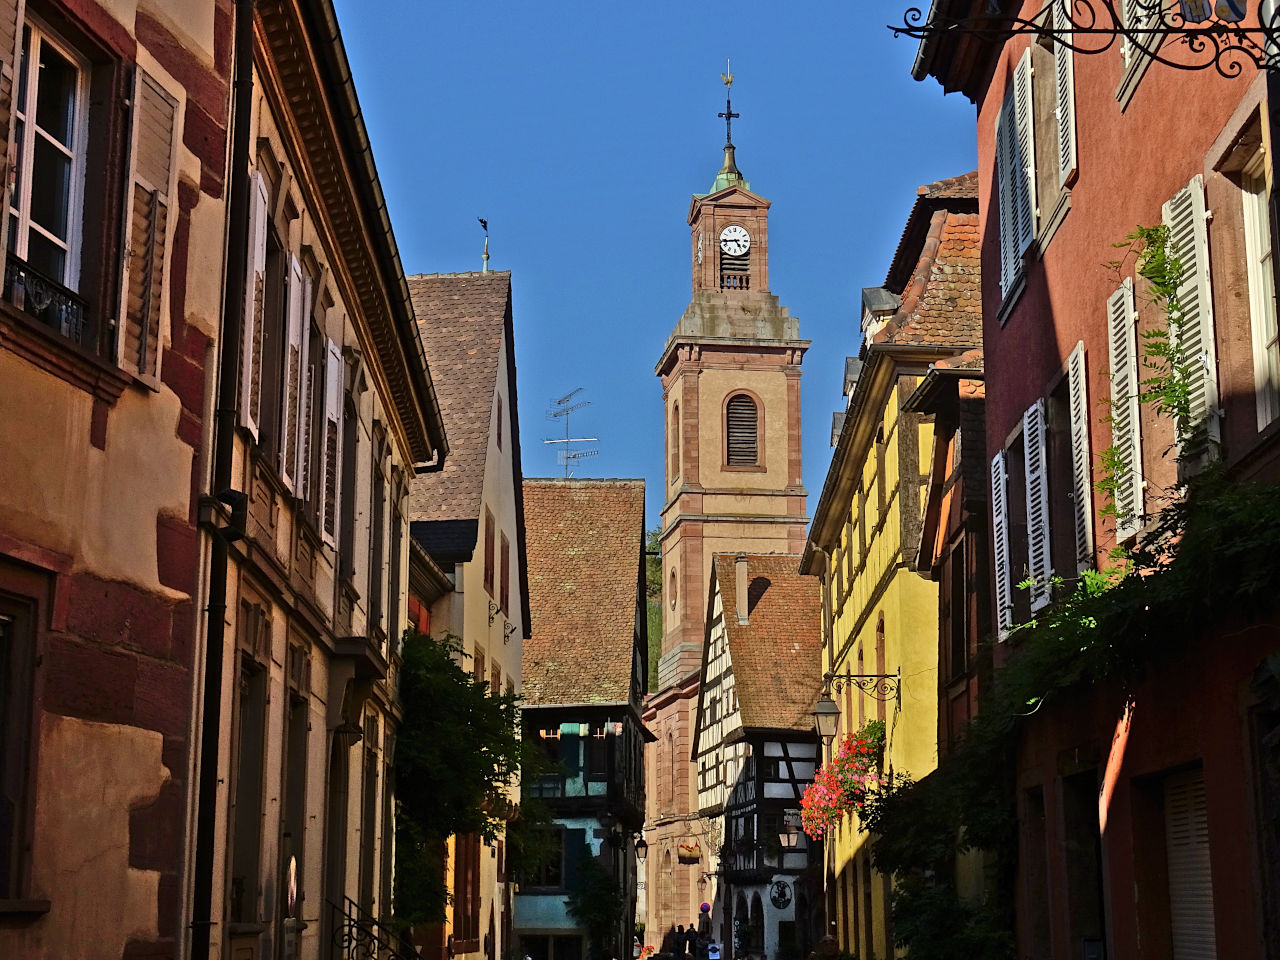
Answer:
(262, 0, 448, 468)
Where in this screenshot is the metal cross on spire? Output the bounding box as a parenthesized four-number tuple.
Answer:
(718, 59, 739, 147)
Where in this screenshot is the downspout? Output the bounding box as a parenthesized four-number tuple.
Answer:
(191, 0, 254, 956)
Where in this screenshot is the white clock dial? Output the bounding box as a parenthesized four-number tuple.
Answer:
(719, 224, 751, 257)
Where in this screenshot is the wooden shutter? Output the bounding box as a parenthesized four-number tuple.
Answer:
(500, 532, 510, 615)
(278, 256, 306, 491)
(726, 394, 758, 465)
(1122, 0, 1158, 67)
(320, 339, 342, 547)
(118, 70, 178, 383)
(1023, 400, 1052, 612)
(1108, 280, 1144, 541)
(483, 511, 495, 596)
(1054, 0, 1078, 185)
(1163, 175, 1220, 459)
(1067, 342, 1095, 574)
(991, 450, 1013, 639)
(241, 171, 269, 438)
(995, 93, 1019, 295)
(1013, 48, 1037, 257)
(1164, 768, 1217, 959)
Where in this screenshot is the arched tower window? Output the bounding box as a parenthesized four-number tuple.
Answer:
(670, 401, 681, 480)
(725, 393, 759, 466)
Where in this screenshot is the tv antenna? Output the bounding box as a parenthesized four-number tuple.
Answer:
(545, 387, 599, 478)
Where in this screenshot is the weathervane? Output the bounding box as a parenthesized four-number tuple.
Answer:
(718, 59, 739, 147)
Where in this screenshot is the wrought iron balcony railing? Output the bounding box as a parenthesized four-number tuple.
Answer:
(328, 895, 418, 960)
(3, 253, 91, 349)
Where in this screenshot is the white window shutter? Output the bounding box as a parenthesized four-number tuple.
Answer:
(1013, 47, 1037, 257)
(278, 255, 306, 492)
(1163, 175, 1220, 460)
(241, 171, 269, 439)
(118, 69, 178, 383)
(996, 95, 1018, 296)
(1054, 0, 1078, 185)
(1108, 280, 1144, 541)
(1067, 342, 1095, 574)
(320, 338, 343, 547)
(991, 450, 1013, 639)
(1023, 400, 1052, 612)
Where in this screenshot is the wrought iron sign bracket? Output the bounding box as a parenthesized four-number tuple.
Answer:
(891, 1, 1280, 77)
(823, 669, 901, 703)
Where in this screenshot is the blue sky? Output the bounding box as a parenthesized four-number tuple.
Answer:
(333, 0, 978, 529)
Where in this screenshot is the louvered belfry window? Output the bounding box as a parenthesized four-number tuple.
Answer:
(726, 393, 758, 465)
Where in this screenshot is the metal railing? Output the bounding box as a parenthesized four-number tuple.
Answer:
(328, 895, 418, 960)
(3, 253, 90, 348)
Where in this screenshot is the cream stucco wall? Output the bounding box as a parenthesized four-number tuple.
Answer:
(435, 327, 526, 960)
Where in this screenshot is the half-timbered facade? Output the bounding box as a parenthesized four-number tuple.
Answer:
(691, 554, 821, 960)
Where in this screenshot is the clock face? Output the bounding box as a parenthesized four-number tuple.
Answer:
(719, 224, 750, 257)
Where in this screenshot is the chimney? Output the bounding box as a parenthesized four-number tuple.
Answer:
(735, 555, 749, 625)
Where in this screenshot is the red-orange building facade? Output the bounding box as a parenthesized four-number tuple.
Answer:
(916, 4, 1280, 957)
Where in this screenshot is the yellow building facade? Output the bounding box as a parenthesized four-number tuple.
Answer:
(801, 176, 981, 958)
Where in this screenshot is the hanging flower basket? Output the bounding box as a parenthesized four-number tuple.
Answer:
(800, 720, 886, 838)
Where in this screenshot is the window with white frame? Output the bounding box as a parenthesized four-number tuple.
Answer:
(8, 22, 85, 290)
(1241, 149, 1280, 428)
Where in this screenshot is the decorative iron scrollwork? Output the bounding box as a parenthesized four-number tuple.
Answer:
(891, 1, 1280, 78)
(329, 895, 417, 960)
(3, 253, 89, 346)
(825, 671, 900, 702)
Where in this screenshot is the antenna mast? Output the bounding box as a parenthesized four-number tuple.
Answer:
(544, 388, 599, 478)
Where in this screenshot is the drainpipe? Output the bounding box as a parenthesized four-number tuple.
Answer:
(190, 0, 254, 956)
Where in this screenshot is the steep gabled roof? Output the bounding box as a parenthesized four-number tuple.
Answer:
(709, 554, 822, 733)
(522, 479, 646, 706)
(407, 271, 513, 536)
(875, 173, 981, 349)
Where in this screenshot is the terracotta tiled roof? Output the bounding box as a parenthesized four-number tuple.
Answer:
(522, 479, 645, 706)
(930, 348, 986, 399)
(712, 554, 822, 732)
(919, 171, 979, 199)
(407, 272, 511, 531)
(875, 208, 981, 349)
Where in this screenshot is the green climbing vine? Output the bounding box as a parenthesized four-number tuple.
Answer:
(1096, 223, 1207, 523)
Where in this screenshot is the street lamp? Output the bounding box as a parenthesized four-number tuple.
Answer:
(635, 836, 648, 862)
(779, 819, 801, 850)
(813, 693, 840, 744)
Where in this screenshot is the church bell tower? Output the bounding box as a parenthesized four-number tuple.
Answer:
(654, 76, 810, 691)
(644, 75, 811, 943)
